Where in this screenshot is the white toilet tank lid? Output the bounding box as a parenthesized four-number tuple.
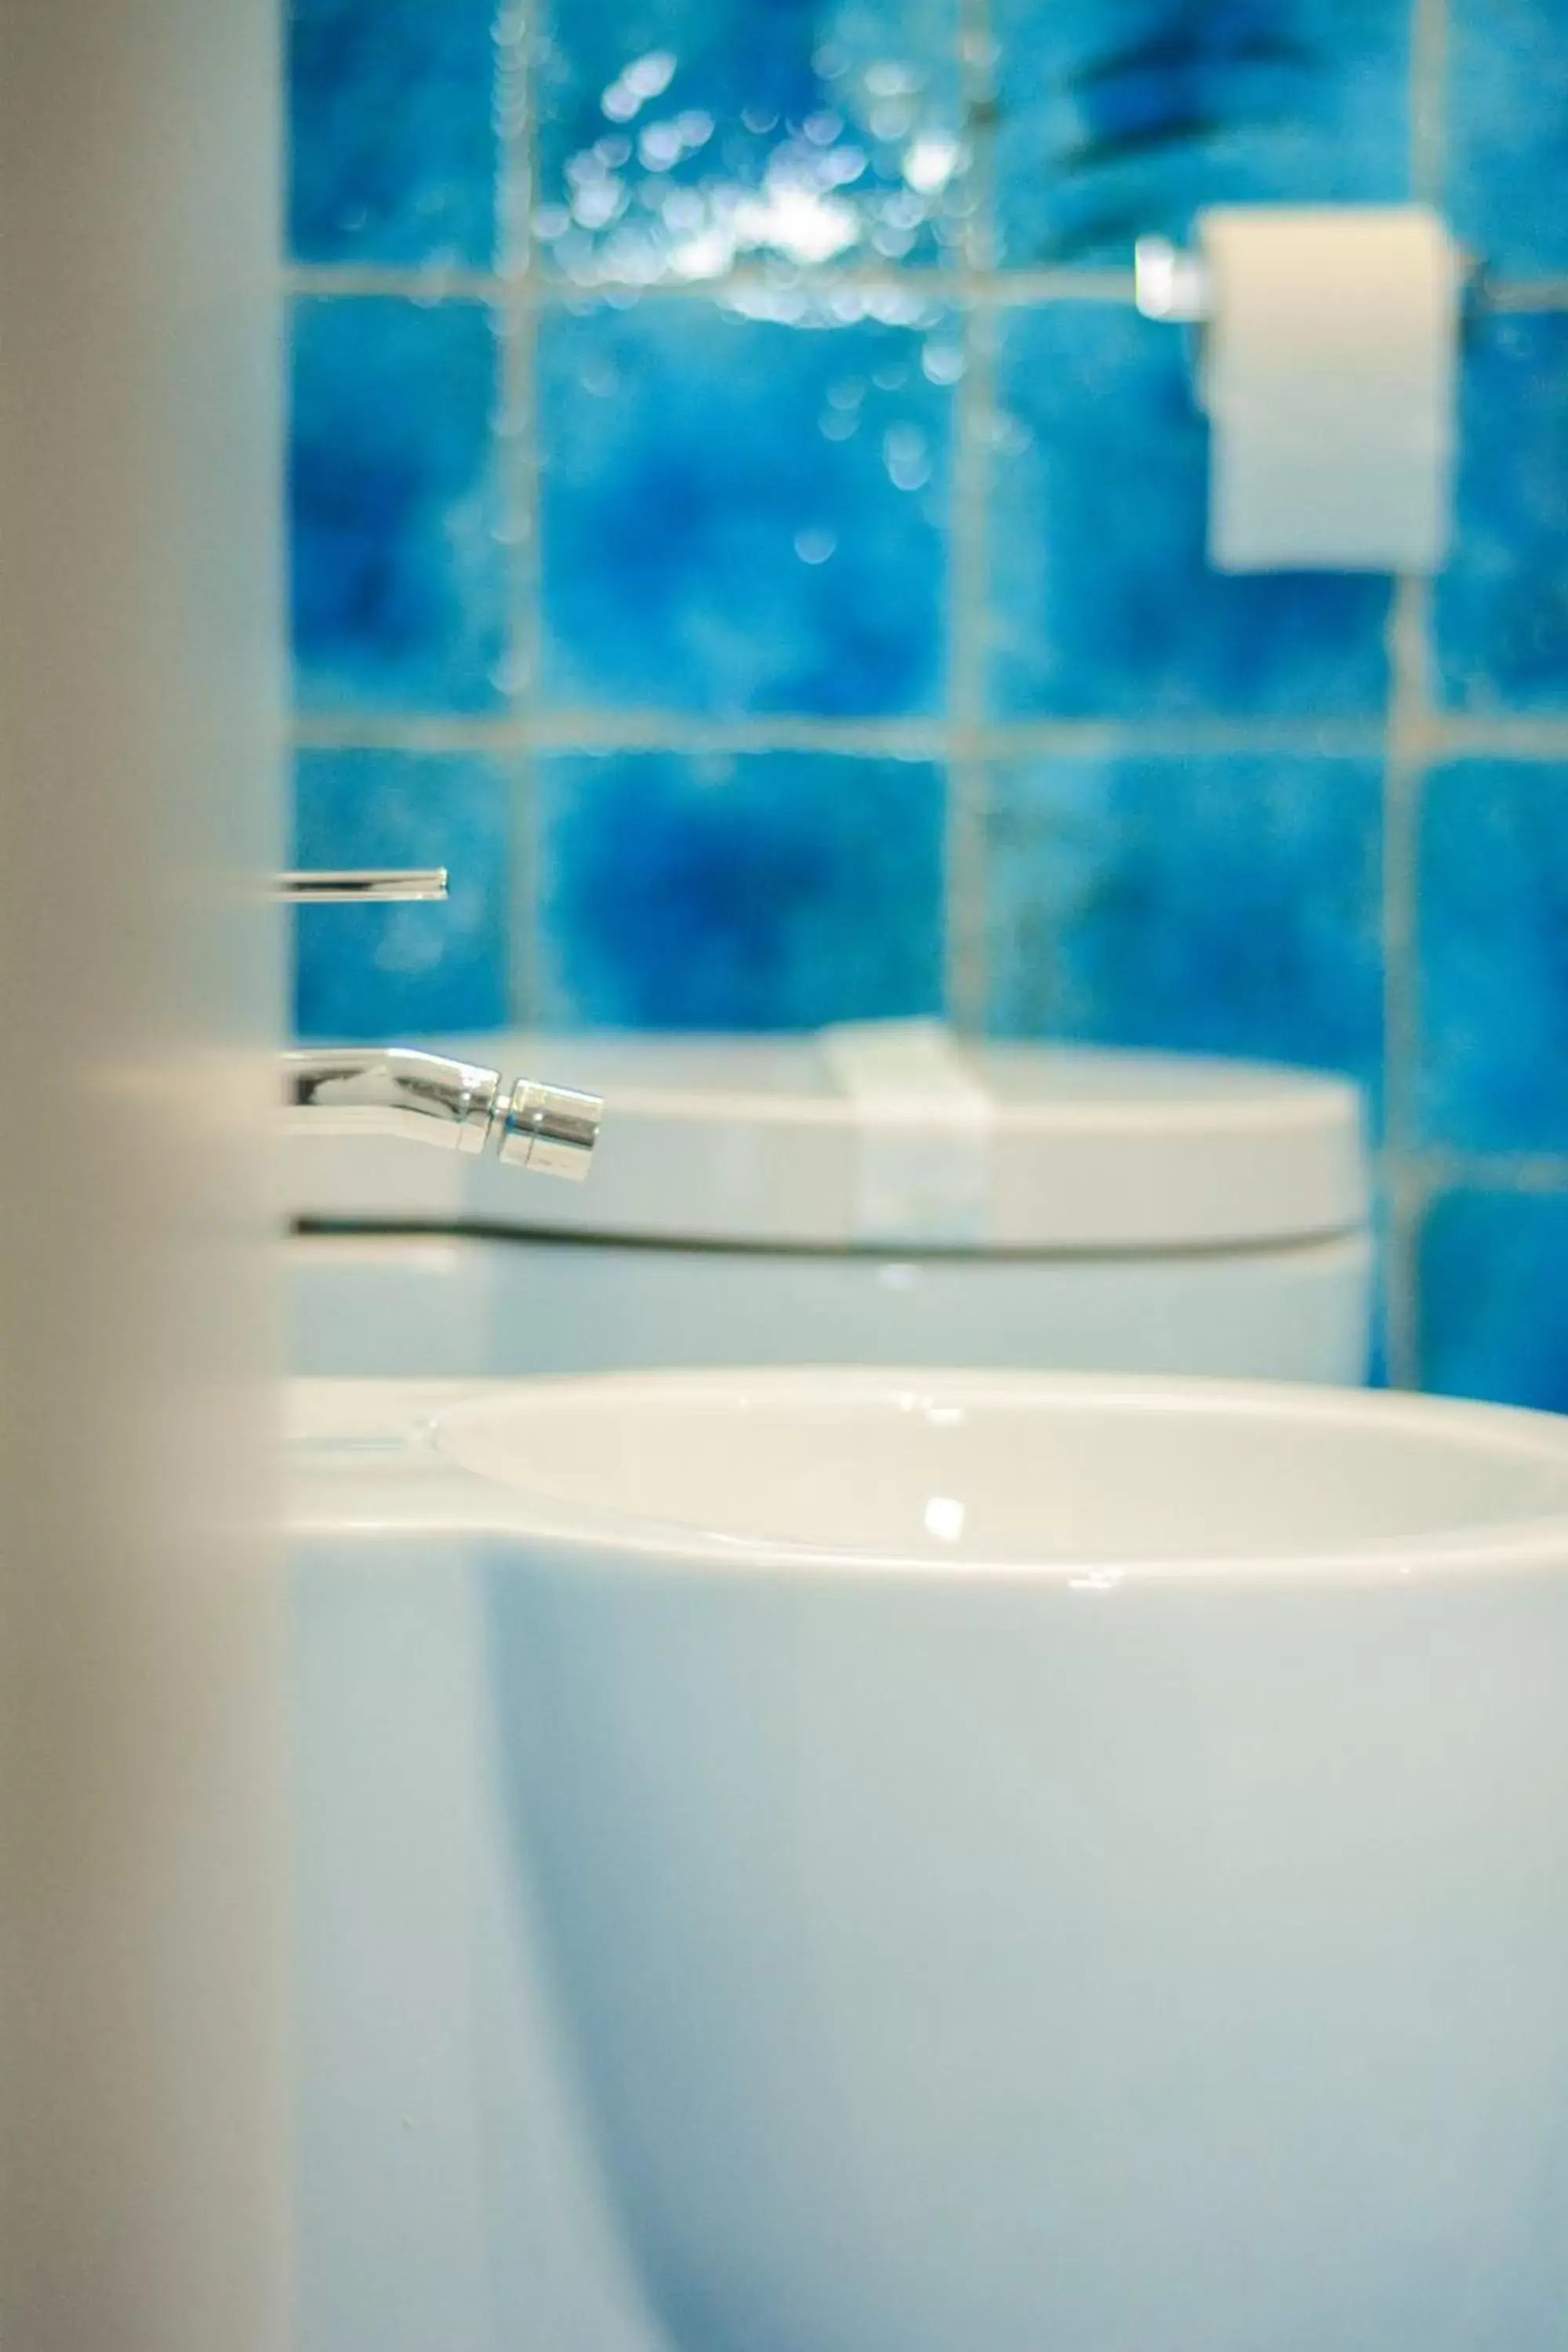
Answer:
(282, 1025, 1369, 1255)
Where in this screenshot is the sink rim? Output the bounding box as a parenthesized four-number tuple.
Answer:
(287, 1369, 1568, 1585)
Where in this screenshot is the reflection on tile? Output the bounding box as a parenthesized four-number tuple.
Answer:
(290, 298, 510, 713)
(1417, 761, 1568, 1150)
(1446, 0, 1568, 278)
(985, 754, 1384, 1092)
(1435, 314, 1568, 716)
(293, 750, 511, 1038)
(287, 0, 500, 269)
(989, 304, 1391, 718)
(533, 0, 966, 281)
(992, 0, 1410, 266)
(539, 298, 954, 717)
(1420, 1191, 1568, 1410)
(538, 750, 944, 1027)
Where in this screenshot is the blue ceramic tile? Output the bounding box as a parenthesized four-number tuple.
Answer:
(989, 303, 1391, 719)
(290, 298, 510, 713)
(1446, 0, 1568, 278)
(1434, 314, 1568, 717)
(287, 0, 500, 269)
(1417, 761, 1568, 1152)
(292, 750, 511, 1038)
(1420, 1190, 1568, 1410)
(992, 0, 1410, 267)
(539, 299, 954, 718)
(538, 750, 944, 1028)
(532, 0, 966, 282)
(985, 753, 1384, 1092)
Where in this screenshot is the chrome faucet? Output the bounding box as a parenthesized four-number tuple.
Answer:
(278, 870, 601, 1181)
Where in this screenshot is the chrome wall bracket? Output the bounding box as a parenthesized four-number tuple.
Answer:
(277, 869, 450, 903)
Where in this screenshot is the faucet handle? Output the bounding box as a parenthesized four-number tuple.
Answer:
(278, 869, 449, 903)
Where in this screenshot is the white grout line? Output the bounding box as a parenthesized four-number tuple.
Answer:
(1484, 280, 1568, 312)
(496, 4, 543, 1025)
(287, 708, 1568, 763)
(285, 265, 501, 301)
(1374, 0, 1453, 1385)
(1409, 0, 1449, 205)
(291, 713, 521, 753)
(1380, 570, 1435, 1388)
(1424, 720, 1568, 760)
(283, 260, 1568, 315)
(941, 0, 1000, 1032)
(281, 261, 1134, 306)
(495, 6, 531, 280)
(290, 712, 951, 757)
(1410, 1150, 1568, 1192)
(287, 717, 1385, 758)
(981, 718, 1393, 758)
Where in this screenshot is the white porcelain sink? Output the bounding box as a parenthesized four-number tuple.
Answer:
(426, 1367, 1568, 1570)
(291, 1369, 1568, 2352)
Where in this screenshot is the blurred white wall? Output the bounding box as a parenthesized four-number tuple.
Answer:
(0, 5, 289, 2347)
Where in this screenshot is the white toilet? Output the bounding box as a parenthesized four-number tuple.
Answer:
(286, 1025, 1370, 1384)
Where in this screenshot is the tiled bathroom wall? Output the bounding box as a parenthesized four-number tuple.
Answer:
(286, 0, 1568, 1406)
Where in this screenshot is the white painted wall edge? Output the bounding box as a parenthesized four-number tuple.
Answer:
(0, 5, 289, 2346)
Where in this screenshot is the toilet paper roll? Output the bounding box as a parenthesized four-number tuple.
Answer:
(1198, 205, 1460, 573)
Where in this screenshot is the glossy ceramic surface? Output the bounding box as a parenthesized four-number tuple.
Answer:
(431, 1366, 1568, 1563)
(292, 1368, 1568, 2352)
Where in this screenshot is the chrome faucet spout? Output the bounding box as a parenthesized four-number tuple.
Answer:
(282, 1047, 601, 1181)
(277, 872, 601, 1180)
